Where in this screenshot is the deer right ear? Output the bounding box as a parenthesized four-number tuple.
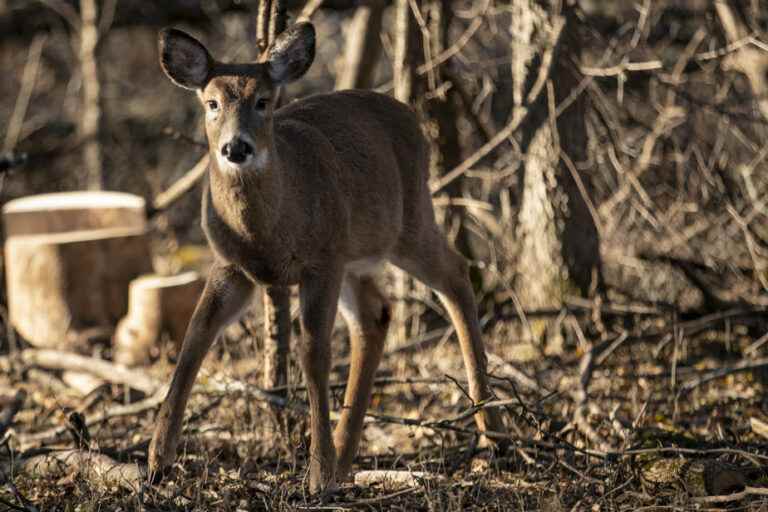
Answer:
(267, 22, 316, 85)
(159, 28, 213, 90)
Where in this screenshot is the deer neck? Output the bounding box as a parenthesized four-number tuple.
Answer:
(207, 147, 285, 241)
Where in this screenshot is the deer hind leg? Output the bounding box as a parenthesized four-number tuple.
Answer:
(149, 263, 254, 480)
(391, 231, 506, 442)
(334, 271, 390, 480)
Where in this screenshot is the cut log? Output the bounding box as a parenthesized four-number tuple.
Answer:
(114, 272, 205, 366)
(2, 191, 146, 237)
(3, 192, 152, 349)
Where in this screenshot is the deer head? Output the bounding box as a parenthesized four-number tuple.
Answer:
(158, 23, 315, 175)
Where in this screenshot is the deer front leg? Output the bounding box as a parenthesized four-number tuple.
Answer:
(297, 267, 343, 494)
(148, 263, 254, 481)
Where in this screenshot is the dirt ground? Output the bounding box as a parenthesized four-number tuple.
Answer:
(3, 300, 768, 511)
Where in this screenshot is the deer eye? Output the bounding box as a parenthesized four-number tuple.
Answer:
(206, 100, 219, 111)
(255, 98, 269, 111)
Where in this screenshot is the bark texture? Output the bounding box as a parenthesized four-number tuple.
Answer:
(79, 0, 103, 189)
(5, 229, 151, 349)
(262, 285, 291, 391)
(255, 0, 292, 401)
(391, 0, 419, 344)
(335, 0, 385, 90)
(422, 0, 475, 263)
(511, 1, 602, 349)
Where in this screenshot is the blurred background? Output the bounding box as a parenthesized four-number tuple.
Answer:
(1, 0, 766, 331)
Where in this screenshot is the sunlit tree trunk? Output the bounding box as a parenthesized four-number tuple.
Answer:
(256, 0, 292, 407)
(422, 0, 477, 274)
(391, 0, 417, 345)
(79, 0, 102, 190)
(335, 0, 384, 90)
(511, 1, 602, 353)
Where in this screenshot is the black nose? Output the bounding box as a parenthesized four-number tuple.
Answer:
(221, 138, 253, 164)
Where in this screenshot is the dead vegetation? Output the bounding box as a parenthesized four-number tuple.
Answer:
(4, 305, 768, 510)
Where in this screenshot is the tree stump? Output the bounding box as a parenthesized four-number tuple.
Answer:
(114, 272, 204, 366)
(2, 192, 152, 349)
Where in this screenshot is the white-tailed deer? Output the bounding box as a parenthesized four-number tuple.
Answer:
(148, 22, 505, 494)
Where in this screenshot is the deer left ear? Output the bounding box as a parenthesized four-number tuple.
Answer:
(267, 22, 315, 85)
(159, 28, 214, 90)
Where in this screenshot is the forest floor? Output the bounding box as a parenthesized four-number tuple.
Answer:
(2, 302, 768, 511)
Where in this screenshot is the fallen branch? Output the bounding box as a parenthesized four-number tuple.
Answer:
(11, 449, 143, 492)
(680, 356, 768, 395)
(693, 485, 768, 503)
(147, 154, 209, 218)
(354, 470, 436, 488)
(3, 349, 160, 394)
(486, 352, 543, 392)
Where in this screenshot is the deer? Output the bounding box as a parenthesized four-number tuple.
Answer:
(148, 21, 506, 494)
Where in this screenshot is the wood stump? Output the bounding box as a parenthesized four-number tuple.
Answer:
(3, 192, 152, 349)
(114, 272, 204, 366)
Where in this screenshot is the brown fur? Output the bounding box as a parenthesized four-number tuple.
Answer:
(149, 23, 505, 494)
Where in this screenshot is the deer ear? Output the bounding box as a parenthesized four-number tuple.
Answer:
(267, 22, 315, 85)
(159, 28, 214, 90)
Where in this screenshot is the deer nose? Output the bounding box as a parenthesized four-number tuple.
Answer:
(221, 138, 254, 164)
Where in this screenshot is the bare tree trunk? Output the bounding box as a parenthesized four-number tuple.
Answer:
(268, 0, 287, 48)
(79, 0, 102, 190)
(422, 0, 476, 267)
(423, 0, 459, 179)
(262, 286, 291, 390)
(393, 0, 415, 103)
(391, 0, 419, 345)
(256, 0, 292, 405)
(335, 0, 385, 90)
(511, 1, 602, 354)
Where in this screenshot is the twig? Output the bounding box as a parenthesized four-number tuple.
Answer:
(580, 60, 662, 77)
(0, 456, 38, 512)
(16, 386, 167, 449)
(332, 327, 452, 372)
(297, 0, 324, 22)
(415, 1, 487, 77)
(148, 154, 209, 217)
(485, 352, 543, 392)
(3, 34, 46, 152)
(679, 356, 768, 395)
(429, 15, 566, 194)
